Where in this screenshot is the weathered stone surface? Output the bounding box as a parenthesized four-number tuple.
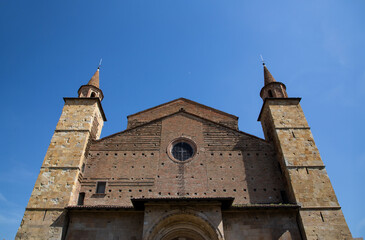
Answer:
(260, 98, 353, 239)
(65, 211, 144, 240)
(16, 210, 66, 240)
(222, 210, 301, 239)
(288, 168, 339, 207)
(16, 98, 104, 239)
(300, 209, 352, 240)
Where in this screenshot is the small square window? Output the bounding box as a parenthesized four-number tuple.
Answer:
(96, 182, 106, 194)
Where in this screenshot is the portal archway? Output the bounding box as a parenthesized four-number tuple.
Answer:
(145, 210, 223, 240)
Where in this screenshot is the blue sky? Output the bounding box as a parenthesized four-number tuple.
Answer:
(1, 1, 364, 239)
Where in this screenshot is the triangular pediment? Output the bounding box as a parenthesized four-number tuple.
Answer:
(126, 98, 238, 129)
(91, 110, 269, 152)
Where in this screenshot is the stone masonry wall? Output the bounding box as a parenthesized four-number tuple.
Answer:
(300, 209, 353, 239)
(222, 210, 301, 239)
(64, 208, 304, 240)
(65, 211, 144, 240)
(259, 98, 352, 239)
(16, 98, 104, 240)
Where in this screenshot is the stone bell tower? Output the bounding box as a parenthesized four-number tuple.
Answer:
(258, 63, 352, 239)
(16, 67, 106, 240)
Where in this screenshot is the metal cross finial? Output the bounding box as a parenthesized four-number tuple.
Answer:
(98, 58, 103, 69)
(260, 54, 265, 66)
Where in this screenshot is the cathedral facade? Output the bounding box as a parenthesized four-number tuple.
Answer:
(16, 65, 354, 239)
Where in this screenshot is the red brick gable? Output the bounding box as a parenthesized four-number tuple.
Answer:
(83, 112, 281, 207)
(93, 110, 266, 147)
(127, 98, 238, 129)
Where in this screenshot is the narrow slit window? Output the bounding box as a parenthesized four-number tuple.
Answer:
(77, 192, 85, 205)
(96, 182, 106, 194)
(320, 212, 325, 222)
(280, 190, 289, 203)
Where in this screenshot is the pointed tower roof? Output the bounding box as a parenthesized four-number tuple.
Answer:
(87, 67, 100, 88)
(260, 63, 288, 100)
(78, 66, 104, 101)
(263, 64, 276, 85)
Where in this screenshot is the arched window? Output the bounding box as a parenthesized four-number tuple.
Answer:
(90, 92, 96, 98)
(268, 90, 273, 98)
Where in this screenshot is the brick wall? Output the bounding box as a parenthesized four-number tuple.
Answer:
(81, 111, 286, 206)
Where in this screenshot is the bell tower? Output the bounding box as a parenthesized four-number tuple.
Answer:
(258, 63, 352, 239)
(16, 67, 106, 239)
(78, 66, 104, 101)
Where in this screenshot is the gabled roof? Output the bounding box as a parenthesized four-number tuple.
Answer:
(95, 109, 267, 144)
(127, 98, 238, 120)
(126, 98, 239, 130)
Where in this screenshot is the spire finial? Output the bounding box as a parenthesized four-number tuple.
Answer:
(98, 58, 102, 70)
(260, 54, 265, 66)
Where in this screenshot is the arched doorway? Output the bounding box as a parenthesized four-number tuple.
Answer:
(145, 211, 223, 240)
(157, 223, 210, 240)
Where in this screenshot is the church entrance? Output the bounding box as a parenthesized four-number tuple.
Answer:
(158, 227, 209, 240)
(144, 211, 223, 240)
(141, 201, 226, 240)
(149, 221, 214, 240)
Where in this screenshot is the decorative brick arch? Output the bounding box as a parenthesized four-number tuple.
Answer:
(144, 208, 224, 240)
